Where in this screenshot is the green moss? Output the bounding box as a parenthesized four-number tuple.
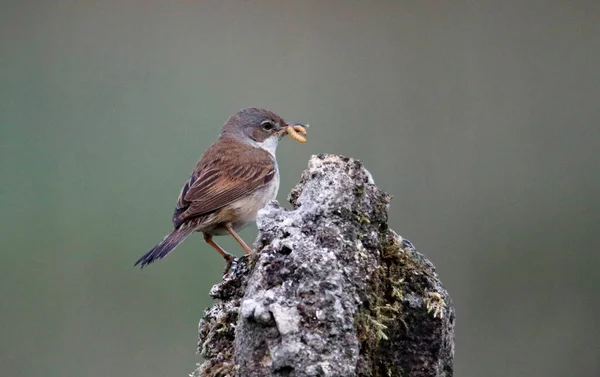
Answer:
(424, 292, 446, 319)
(370, 317, 389, 341)
(381, 241, 401, 260)
(357, 214, 371, 224)
(354, 230, 420, 376)
(215, 322, 228, 333)
(355, 185, 365, 198)
(248, 251, 261, 266)
(390, 278, 404, 301)
(202, 362, 237, 377)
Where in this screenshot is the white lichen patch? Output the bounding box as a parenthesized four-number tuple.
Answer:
(270, 303, 300, 336)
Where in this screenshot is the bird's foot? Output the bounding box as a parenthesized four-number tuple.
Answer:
(222, 254, 238, 276)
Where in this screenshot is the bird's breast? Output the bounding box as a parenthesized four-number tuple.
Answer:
(228, 166, 280, 230)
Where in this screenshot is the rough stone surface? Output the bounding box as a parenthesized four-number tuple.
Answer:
(193, 154, 455, 377)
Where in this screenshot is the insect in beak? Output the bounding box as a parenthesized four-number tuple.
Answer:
(286, 123, 309, 143)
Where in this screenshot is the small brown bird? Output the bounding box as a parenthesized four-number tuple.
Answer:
(135, 108, 308, 272)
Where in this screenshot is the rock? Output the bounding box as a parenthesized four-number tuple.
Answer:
(193, 154, 455, 377)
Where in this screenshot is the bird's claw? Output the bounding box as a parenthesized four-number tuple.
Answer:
(222, 255, 239, 276)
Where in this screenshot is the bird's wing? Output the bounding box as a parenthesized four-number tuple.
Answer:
(173, 141, 275, 227)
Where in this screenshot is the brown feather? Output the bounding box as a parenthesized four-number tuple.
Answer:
(172, 138, 275, 228)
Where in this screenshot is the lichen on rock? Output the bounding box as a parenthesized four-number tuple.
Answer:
(193, 154, 454, 377)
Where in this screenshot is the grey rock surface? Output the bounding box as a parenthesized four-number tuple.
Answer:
(193, 154, 455, 377)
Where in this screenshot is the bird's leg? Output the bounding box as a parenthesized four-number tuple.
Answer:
(203, 233, 235, 274)
(225, 223, 253, 255)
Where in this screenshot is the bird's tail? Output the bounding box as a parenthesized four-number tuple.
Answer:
(135, 226, 195, 268)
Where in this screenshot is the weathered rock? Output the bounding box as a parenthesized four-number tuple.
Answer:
(193, 154, 455, 377)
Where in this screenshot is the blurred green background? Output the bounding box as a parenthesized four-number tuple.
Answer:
(1, 1, 599, 376)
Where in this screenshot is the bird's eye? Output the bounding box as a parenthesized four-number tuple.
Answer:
(261, 121, 275, 131)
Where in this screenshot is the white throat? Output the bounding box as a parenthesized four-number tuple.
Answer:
(250, 135, 279, 157)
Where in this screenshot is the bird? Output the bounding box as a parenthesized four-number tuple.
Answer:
(134, 108, 308, 273)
